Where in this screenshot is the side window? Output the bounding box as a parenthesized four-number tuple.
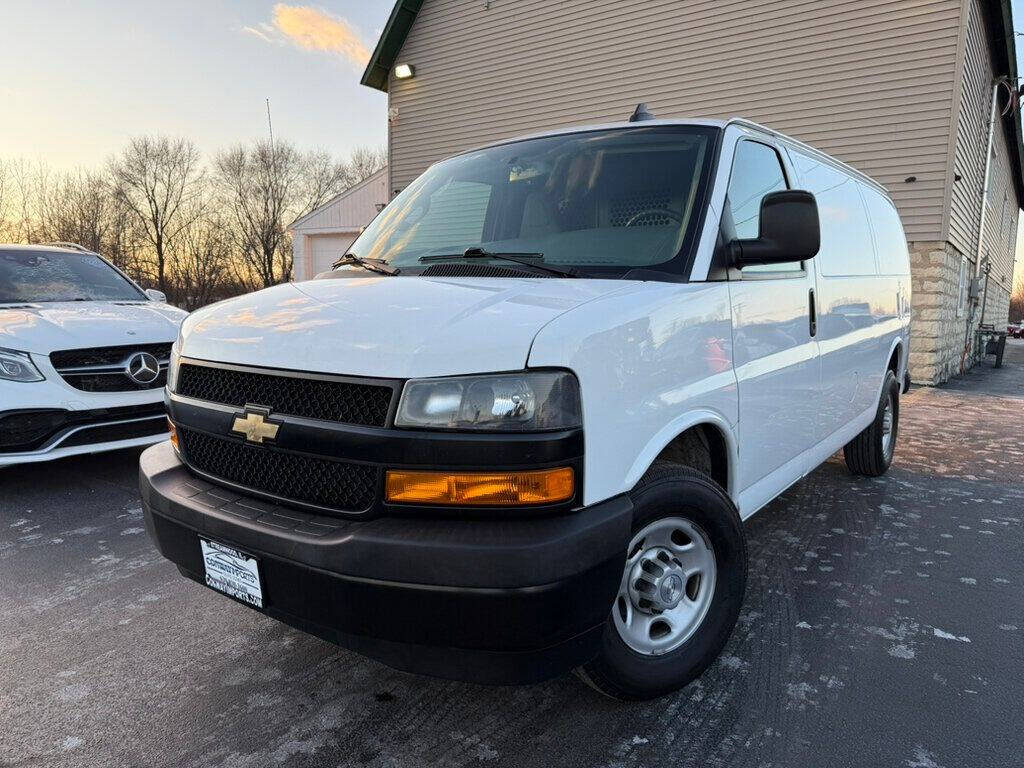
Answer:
(790, 150, 875, 277)
(860, 184, 910, 276)
(726, 140, 798, 273)
(400, 180, 493, 252)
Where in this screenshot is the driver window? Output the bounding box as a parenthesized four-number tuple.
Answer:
(727, 141, 800, 274)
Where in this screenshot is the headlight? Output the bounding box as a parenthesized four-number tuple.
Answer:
(166, 337, 181, 392)
(395, 371, 581, 431)
(0, 348, 45, 383)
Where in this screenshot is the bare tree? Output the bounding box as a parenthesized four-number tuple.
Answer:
(0, 159, 9, 240)
(6, 158, 43, 243)
(1011, 275, 1024, 324)
(214, 138, 349, 288)
(35, 169, 118, 253)
(347, 145, 387, 184)
(3, 133, 362, 304)
(168, 204, 234, 310)
(110, 137, 202, 293)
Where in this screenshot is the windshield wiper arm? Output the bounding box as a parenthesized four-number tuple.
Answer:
(332, 253, 399, 276)
(419, 247, 577, 278)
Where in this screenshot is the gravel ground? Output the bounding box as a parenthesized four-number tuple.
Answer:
(2, 342, 1022, 768)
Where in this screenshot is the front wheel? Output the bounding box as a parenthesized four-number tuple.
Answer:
(843, 369, 900, 476)
(577, 462, 746, 700)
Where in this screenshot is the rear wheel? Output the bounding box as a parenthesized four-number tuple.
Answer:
(843, 369, 900, 476)
(577, 461, 746, 700)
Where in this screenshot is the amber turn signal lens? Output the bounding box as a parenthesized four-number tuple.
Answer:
(167, 418, 179, 450)
(385, 467, 574, 506)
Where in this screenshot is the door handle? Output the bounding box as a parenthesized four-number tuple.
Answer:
(808, 288, 817, 337)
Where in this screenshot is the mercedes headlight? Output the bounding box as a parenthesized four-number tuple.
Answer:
(0, 348, 45, 383)
(395, 371, 581, 431)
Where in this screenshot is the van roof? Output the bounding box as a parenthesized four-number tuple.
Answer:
(457, 117, 891, 199)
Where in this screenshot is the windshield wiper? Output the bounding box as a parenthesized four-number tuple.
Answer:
(332, 253, 399, 276)
(418, 247, 577, 278)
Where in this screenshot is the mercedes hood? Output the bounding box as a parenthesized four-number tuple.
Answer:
(0, 301, 188, 354)
(178, 277, 630, 379)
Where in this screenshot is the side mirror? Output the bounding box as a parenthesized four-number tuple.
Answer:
(145, 289, 167, 302)
(732, 190, 820, 267)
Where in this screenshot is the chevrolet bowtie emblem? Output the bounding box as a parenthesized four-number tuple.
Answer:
(231, 407, 280, 444)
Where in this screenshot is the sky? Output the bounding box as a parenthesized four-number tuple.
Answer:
(0, 1, 393, 168)
(1, 0, 1023, 286)
(4, 1, 1024, 171)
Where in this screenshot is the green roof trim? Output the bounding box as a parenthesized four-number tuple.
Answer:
(360, 0, 424, 92)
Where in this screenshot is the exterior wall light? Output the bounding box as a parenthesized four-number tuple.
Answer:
(394, 63, 415, 80)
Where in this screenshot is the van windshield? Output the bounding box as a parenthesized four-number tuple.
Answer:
(347, 125, 718, 277)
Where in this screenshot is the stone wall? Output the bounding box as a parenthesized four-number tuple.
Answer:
(980, 278, 1011, 328)
(907, 240, 1014, 384)
(908, 241, 973, 385)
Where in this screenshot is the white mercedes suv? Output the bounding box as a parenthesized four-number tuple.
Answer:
(0, 243, 187, 468)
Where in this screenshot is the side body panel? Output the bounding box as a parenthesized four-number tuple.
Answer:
(727, 271, 819, 496)
(783, 145, 898, 442)
(663, 123, 909, 519)
(527, 281, 738, 508)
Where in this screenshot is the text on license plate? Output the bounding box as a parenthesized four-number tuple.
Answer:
(200, 539, 263, 609)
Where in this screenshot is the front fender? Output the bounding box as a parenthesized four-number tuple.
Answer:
(623, 407, 739, 499)
(528, 281, 738, 506)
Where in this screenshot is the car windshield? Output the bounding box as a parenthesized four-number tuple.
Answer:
(0, 249, 145, 303)
(347, 125, 718, 277)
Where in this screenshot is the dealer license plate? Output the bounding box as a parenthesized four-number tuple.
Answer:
(200, 539, 263, 609)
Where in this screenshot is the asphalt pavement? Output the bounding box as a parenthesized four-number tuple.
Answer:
(2, 343, 1022, 768)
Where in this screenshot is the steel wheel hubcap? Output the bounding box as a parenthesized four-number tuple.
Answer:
(613, 517, 717, 656)
(881, 394, 895, 455)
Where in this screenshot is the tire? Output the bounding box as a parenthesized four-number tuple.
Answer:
(577, 461, 747, 701)
(843, 369, 900, 477)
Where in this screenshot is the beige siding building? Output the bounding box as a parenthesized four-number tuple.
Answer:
(362, 0, 1023, 384)
(290, 168, 389, 281)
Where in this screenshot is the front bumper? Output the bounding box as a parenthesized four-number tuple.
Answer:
(140, 441, 633, 684)
(0, 403, 167, 468)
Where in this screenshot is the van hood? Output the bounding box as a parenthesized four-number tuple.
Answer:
(179, 277, 631, 379)
(0, 301, 188, 354)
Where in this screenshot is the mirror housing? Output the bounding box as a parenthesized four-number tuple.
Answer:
(145, 288, 167, 302)
(732, 190, 820, 267)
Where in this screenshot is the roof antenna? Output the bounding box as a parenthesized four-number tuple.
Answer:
(629, 103, 655, 122)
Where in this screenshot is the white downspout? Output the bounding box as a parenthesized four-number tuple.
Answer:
(975, 80, 1002, 279)
(961, 79, 1002, 374)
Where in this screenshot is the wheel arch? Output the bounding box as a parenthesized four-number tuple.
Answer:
(884, 336, 906, 394)
(625, 411, 737, 500)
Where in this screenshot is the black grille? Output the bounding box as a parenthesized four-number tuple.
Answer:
(178, 427, 377, 513)
(64, 371, 168, 392)
(1, 403, 165, 453)
(51, 343, 171, 392)
(177, 364, 393, 427)
(50, 343, 172, 369)
(60, 417, 167, 448)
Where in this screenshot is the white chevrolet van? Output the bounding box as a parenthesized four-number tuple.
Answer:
(141, 114, 910, 700)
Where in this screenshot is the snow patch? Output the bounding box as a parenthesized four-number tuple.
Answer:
(932, 628, 970, 643)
